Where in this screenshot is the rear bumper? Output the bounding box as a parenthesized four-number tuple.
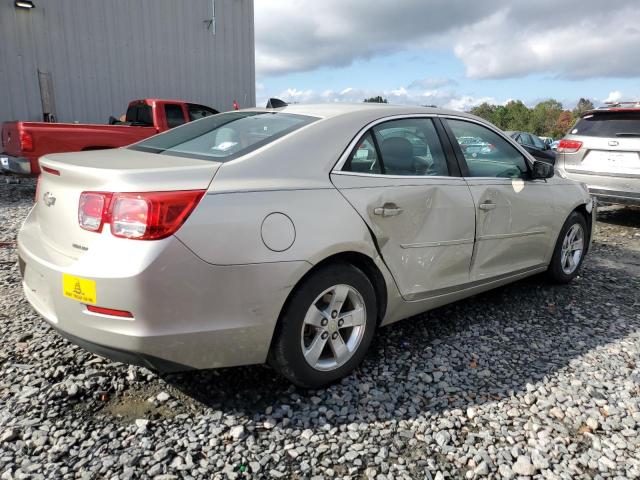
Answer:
(560, 169, 640, 206)
(588, 188, 640, 207)
(1, 154, 32, 175)
(17, 208, 311, 372)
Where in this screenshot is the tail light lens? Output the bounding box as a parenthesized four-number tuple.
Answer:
(557, 139, 583, 153)
(20, 131, 34, 152)
(79, 192, 112, 232)
(78, 190, 204, 240)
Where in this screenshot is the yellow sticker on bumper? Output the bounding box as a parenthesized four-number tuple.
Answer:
(62, 274, 97, 305)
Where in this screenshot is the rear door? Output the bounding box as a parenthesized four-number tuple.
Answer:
(443, 117, 556, 281)
(331, 116, 476, 301)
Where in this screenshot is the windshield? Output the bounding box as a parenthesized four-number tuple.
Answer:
(130, 111, 318, 161)
(571, 112, 640, 137)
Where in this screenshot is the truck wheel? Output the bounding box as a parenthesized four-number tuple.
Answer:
(547, 211, 588, 283)
(269, 263, 377, 389)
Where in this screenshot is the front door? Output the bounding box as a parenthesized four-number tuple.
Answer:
(331, 117, 476, 301)
(444, 118, 556, 281)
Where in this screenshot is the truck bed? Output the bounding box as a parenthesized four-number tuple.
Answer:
(1, 121, 157, 175)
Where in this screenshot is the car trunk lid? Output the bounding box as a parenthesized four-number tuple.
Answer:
(35, 148, 219, 259)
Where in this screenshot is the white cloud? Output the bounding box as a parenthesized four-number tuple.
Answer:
(604, 91, 623, 103)
(255, 0, 640, 80)
(255, 0, 503, 76)
(257, 83, 496, 112)
(452, 4, 640, 79)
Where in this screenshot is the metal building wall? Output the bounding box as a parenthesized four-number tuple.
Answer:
(0, 0, 255, 124)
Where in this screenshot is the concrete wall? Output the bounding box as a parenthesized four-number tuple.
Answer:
(0, 0, 255, 124)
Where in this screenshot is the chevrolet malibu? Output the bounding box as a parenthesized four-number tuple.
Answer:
(18, 104, 594, 388)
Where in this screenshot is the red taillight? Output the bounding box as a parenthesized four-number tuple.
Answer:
(20, 131, 34, 152)
(79, 192, 113, 232)
(557, 139, 583, 153)
(86, 305, 133, 318)
(78, 190, 204, 240)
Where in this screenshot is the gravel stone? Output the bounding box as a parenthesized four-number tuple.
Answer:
(512, 455, 535, 476)
(1, 182, 639, 479)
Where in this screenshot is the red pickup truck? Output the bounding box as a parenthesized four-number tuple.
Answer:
(1, 99, 218, 175)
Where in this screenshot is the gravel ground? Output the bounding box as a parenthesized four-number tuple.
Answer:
(1, 177, 639, 480)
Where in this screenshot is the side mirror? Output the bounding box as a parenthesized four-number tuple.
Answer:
(532, 160, 554, 179)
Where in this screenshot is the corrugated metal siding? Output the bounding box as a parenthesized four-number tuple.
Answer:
(0, 0, 255, 124)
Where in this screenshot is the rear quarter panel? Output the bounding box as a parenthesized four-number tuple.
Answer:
(176, 188, 380, 265)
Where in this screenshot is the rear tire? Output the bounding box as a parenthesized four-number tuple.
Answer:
(547, 211, 588, 283)
(269, 263, 377, 389)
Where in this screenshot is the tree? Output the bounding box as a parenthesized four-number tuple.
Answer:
(554, 111, 575, 138)
(363, 96, 388, 103)
(502, 100, 531, 132)
(573, 98, 594, 117)
(469, 103, 496, 123)
(528, 99, 563, 137)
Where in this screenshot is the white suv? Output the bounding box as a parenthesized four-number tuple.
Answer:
(556, 103, 640, 206)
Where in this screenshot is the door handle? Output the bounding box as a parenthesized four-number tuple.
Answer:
(374, 204, 404, 217)
(479, 202, 496, 211)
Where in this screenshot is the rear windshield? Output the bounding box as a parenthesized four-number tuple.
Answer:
(129, 111, 317, 162)
(571, 112, 640, 138)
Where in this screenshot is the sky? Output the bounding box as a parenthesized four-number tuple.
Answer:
(253, 0, 640, 111)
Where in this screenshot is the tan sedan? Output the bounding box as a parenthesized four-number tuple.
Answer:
(18, 104, 594, 388)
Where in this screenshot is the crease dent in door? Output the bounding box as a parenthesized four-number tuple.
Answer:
(332, 177, 476, 301)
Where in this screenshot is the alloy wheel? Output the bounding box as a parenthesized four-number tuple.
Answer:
(560, 223, 584, 275)
(300, 284, 367, 371)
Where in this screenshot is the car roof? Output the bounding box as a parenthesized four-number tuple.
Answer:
(244, 103, 480, 122)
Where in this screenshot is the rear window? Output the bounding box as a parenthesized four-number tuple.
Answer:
(126, 104, 153, 127)
(571, 112, 640, 138)
(129, 111, 317, 162)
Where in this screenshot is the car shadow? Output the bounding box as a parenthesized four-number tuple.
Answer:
(597, 205, 640, 228)
(162, 241, 640, 426)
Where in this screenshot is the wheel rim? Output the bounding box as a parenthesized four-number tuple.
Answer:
(300, 284, 367, 372)
(560, 223, 584, 275)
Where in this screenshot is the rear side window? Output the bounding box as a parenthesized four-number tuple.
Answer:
(164, 104, 186, 128)
(572, 112, 640, 137)
(129, 111, 318, 162)
(125, 104, 153, 126)
(343, 118, 449, 176)
(344, 132, 381, 174)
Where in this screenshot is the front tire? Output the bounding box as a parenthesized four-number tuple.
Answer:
(547, 211, 588, 283)
(269, 263, 377, 388)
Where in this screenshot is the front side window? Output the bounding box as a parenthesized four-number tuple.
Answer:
(518, 133, 533, 146)
(447, 119, 529, 179)
(164, 104, 186, 128)
(130, 111, 317, 162)
(530, 134, 546, 149)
